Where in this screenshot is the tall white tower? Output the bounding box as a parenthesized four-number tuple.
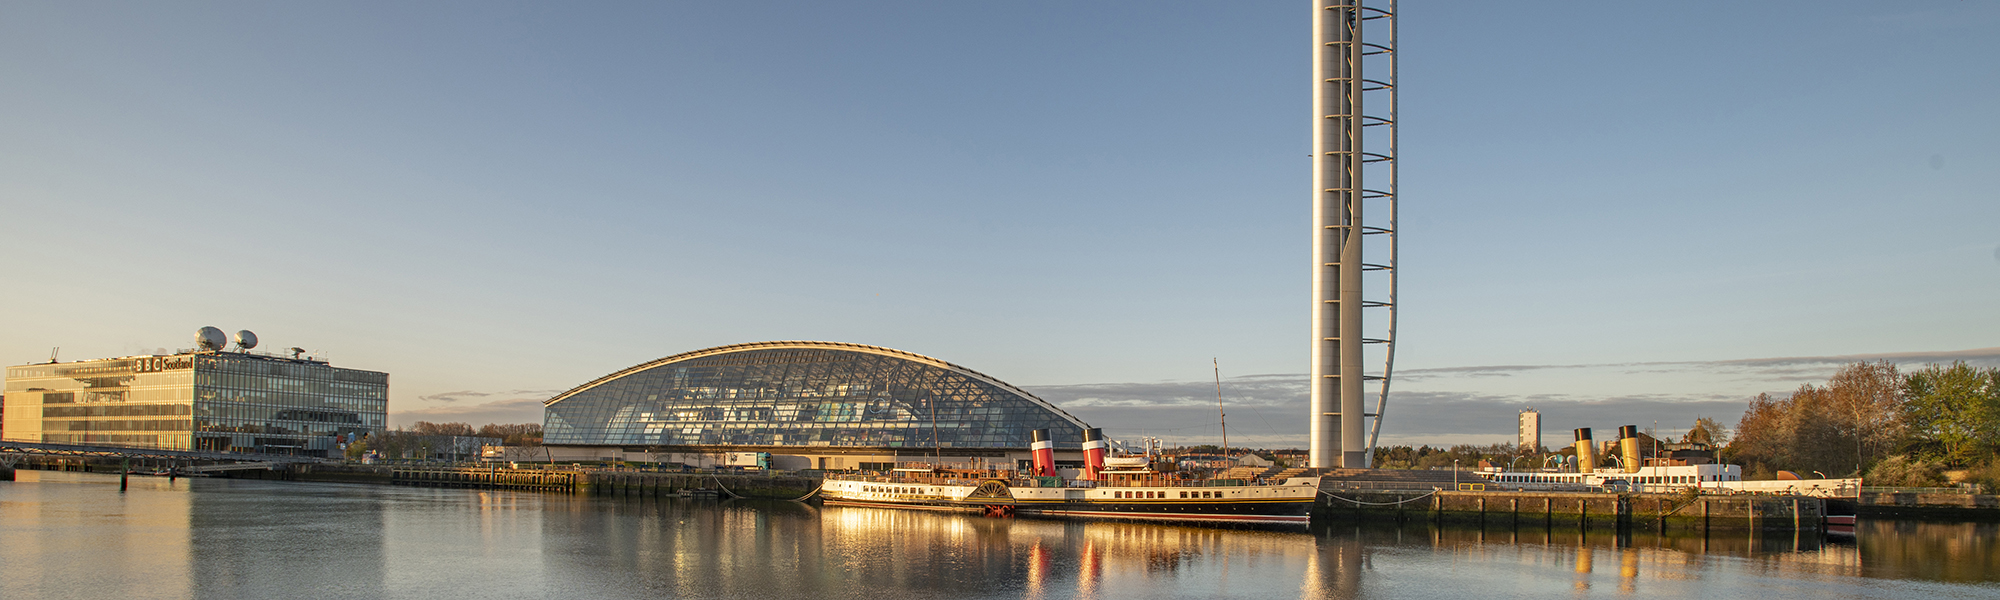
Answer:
(1310, 1, 1396, 468)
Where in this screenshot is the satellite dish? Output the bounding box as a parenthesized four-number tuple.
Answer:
(196, 327, 227, 352)
(234, 330, 259, 351)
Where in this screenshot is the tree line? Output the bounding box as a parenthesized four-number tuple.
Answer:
(1728, 361, 2000, 488)
(343, 421, 543, 460)
(403, 421, 545, 446)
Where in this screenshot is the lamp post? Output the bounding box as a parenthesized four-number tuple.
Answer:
(1453, 459, 1459, 489)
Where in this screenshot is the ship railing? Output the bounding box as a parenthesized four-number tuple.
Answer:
(1091, 479, 1259, 488)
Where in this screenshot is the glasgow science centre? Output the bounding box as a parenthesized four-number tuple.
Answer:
(539, 341, 1094, 470)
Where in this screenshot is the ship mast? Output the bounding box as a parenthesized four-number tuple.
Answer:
(1215, 358, 1228, 460)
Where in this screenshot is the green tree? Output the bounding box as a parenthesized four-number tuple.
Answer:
(1901, 362, 2000, 466)
(344, 434, 371, 460)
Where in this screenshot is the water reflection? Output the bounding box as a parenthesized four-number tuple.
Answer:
(0, 470, 193, 599)
(3, 472, 1998, 600)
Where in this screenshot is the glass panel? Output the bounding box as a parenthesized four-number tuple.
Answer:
(545, 346, 1086, 448)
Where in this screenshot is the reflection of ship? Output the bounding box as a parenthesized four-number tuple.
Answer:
(820, 428, 1321, 526)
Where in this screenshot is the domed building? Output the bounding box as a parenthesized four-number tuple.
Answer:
(540, 341, 1091, 471)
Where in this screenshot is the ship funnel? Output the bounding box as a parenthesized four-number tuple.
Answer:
(1030, 429, 1057, 478)
(1618, 425, 1642, 473)
(1081, 428, 1107, 480)
(1573, 428, 1596, 474)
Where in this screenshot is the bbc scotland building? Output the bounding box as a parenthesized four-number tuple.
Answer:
(541, 341, 1091, 470)
(2, 329, 387, 457)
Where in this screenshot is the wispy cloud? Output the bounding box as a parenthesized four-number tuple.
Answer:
(405, 348, 2000, 447)
(417, 389, 562, 403)
(1394, 347, 2000, 380)
(1027, 347, 2000, 447)
(393, 398, 548, 428)
(392, 389, 563, 427)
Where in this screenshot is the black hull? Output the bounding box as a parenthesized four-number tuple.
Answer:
(824, 497, 1312, 525)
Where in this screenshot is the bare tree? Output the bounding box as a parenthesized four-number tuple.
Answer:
(1729, 362, 1905, 477)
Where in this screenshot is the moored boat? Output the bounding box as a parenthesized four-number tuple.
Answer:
(819, 428, 1321, 526)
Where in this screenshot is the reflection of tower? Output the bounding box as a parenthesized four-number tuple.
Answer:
(1310, 0, 1399, 468)
(1301, 530, 1365, 598)
(1519, 408, 1542, 452)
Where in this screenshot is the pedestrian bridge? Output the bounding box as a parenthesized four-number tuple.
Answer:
(0, 440, 329, 465)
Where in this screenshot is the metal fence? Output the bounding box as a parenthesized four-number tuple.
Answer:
(1862, 485, 1986, 495)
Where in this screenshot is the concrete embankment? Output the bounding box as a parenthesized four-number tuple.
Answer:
(1859, 491, 2000, 520)
(379, 466, 819, 499)
(1314, 489, 1830, 532)
(575, 471, 819, 499)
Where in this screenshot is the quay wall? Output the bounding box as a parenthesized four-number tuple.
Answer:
(381, 467, 819, 499)
(1859, 491, 2000, 520)
(1314, 489, 1828, 532)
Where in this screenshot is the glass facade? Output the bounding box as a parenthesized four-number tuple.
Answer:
(544, 342, 1089, 449)
(3, 352, 387, 456)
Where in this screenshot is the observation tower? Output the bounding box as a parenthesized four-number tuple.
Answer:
(1309, 1, 1397, 468)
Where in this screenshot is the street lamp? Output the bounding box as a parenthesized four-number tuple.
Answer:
(1453, 459, 1459, 489)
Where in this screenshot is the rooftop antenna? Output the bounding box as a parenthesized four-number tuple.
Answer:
(232, 330, 259, 353)
(1214, 358, 1228, 459)
(195, 327, 227, 352)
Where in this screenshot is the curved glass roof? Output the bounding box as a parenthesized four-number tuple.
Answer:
(543, 341, 1089, 449)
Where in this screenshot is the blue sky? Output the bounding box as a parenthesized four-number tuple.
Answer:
(3, 1, 1995, 448)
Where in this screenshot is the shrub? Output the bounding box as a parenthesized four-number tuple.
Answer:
(1865, 454, 1946, 487)
(1960, 459, 2000, 495)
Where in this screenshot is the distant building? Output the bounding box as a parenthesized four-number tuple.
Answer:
(1518, 407, 1541, 452)
(3, 335, 387, 457)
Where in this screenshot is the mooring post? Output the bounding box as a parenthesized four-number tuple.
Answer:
(120, 456, 130, 492)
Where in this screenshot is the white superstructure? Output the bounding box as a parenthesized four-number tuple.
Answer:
(1474, 463, 1861, 498)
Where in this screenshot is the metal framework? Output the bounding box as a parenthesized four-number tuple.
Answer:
(1310, 0, 1396, 468)
(0, 440, 328, 464)
(542, 341, 1090, 449)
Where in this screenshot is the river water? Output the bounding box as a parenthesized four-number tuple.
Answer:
(3, 471, 1996, 599)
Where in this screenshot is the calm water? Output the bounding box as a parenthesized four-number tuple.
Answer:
(3, 471, 1997, 599)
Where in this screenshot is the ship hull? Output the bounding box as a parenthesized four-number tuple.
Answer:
(821, 476, 1320, 526)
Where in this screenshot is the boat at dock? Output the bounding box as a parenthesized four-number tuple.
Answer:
(1470, 426, 1862, 499)
(819, 428, 1322, 526)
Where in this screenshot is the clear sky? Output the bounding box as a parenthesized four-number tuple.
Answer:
(3, 1, 1995, 448)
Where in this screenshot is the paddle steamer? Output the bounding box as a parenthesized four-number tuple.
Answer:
(819, 428, 1321, 526)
